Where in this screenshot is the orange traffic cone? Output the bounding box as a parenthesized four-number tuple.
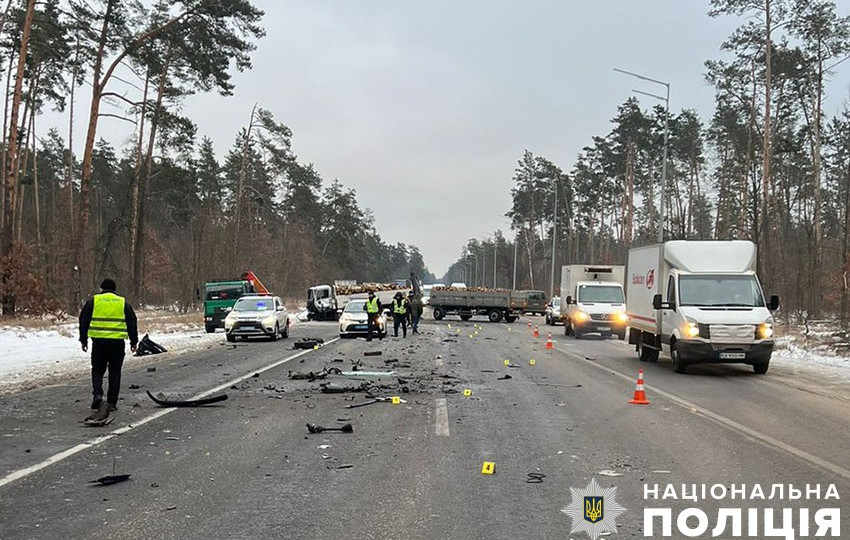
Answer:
(545, 332, 553, 349)
(533, 325, 539, 338)
(628, 370, 650, 405)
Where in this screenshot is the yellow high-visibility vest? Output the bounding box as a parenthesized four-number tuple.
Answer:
(89, 293, 128, 340)
(366, 297, 380, 313)
(393, 299, 407, 315)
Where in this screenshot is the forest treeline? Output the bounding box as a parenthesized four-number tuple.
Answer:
(0, 0, 433, 316)
(444, 0, 850, 323)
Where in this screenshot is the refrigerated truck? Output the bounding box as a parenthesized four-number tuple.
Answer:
(626, 240, 779, 374)
(559, 265, 627, 339)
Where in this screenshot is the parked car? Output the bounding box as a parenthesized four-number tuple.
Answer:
(224, 294, 290, 342)
(545, 296, 562, 325)
(339, 299, 388, 338)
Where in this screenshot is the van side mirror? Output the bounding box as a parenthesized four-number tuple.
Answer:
(566, 295, 573, 305)
(768, 295, 780, 311)
(653, 294, 676, 311)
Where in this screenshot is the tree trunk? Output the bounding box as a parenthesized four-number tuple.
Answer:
(1, 0, 36, 315)
(129, 69, 152, 301)
(133, 56, 172, 303)
(759, 0, 773, 286)
(76, 0, 116, 299)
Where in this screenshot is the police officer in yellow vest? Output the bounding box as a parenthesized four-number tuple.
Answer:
(392, 291, 410, 338)
(79, 279, 139, 411)
(363, 290, 383, 342)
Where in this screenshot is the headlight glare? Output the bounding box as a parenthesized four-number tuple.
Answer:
(684, 322, 700, 338)
(758, 323, 773, 339)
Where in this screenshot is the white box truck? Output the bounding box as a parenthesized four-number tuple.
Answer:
(626, 240, 779, 374)
(559, 265, 627, 339)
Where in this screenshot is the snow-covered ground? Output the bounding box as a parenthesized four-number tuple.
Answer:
(0, 322, 223, 395)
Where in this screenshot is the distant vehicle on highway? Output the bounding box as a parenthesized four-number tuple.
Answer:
(339, 299, 387, 338)
(430, 288, 518, 323)
(561, 265, 627, 339)
(511, 290, 547, 315)
(224, 294, 289, 342)
(545, 296, 562, 325)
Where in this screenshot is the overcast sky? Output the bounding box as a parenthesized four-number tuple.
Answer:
(59, 0, 850, 277)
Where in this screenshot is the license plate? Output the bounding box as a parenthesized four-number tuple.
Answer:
(719, 352, 746, 360)
(598, 326, 610, 331)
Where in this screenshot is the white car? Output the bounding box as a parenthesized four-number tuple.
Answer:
(339, 299, 387, 338)
(224, 294, 290, 342)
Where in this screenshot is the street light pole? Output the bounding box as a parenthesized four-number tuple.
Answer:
(493, 240, 497, 288)
(614, 67, 670, 243)
(512, 234, 518, 290)
(549, 180, 557, 297)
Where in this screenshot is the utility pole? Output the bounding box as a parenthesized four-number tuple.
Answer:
(549, 180, 557, 297)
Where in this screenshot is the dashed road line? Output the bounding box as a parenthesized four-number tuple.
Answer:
(435, 398, 450, 436)
(0, 338, 340, 489)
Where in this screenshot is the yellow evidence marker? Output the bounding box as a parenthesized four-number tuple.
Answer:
(504, 359, 510, 366)
(530, 359, 536, 366)
(481, 462, 495, 475)
(463, 389, 472, 397)
(391, 396, 401, 405)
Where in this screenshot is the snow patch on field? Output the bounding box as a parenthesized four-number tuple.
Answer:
(0, 322, 222, 395)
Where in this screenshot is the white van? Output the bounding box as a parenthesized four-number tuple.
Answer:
(626, 241, 779, 374)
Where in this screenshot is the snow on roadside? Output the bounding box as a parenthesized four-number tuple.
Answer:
(0, 313, 307, 396)
(0, 323, 222, 396)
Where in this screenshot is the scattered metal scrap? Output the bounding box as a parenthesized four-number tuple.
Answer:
(306, 423, 353, 434)
(90, 474, 131, 486)
(345, 396, 407, 409)
(526, 473, 546, 484)
(289, 368, 342, 381)
(363, 351, 383, 357)
(146, 390, 228, 407)
(293, 338, 324, 349)
(319, 382, 372, 394)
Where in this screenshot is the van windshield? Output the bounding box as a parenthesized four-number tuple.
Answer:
(578, 285, 624, 303)
(679, 275, 765, 307)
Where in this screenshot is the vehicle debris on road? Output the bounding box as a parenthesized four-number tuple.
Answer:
(146, 390, 228, 408)
(306, 423, 353, 434)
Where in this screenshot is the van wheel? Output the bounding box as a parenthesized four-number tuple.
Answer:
(753, 359, 770, 374)
(433, 307, 445, 320)
(671, 342, 688, 373)
(488, 309, 502, 323)
(282, 320, 289, 338)
(638, 334, 659, 362)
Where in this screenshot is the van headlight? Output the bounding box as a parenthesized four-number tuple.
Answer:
(684, 322, 700, 338)
(758, 322, 774, 339)
(613, 311, 628, 324)
(573, 311, 589, 323)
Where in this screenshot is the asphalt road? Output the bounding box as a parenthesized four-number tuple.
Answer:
(1, 316, 848, 539)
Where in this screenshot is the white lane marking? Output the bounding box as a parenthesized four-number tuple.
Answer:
(0, 338, 340, 489)
(555, 345, 850, 480)
(435, 398, 450, 437)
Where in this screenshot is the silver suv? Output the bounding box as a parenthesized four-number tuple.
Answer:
(224, 294, 290, 342)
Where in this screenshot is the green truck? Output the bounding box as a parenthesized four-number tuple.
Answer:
(203, 271, 269, 333)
